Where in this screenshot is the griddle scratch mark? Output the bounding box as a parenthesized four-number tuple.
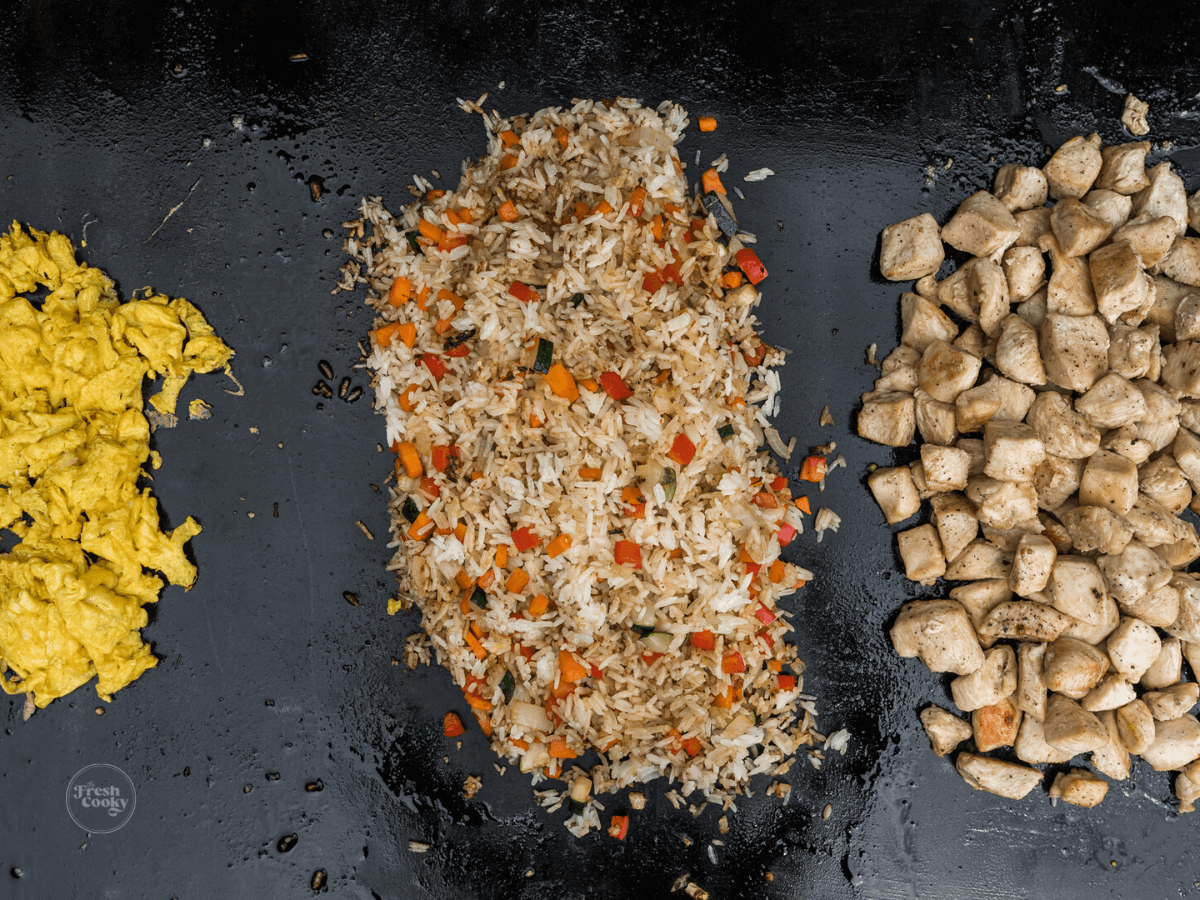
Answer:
(145, 177, 202, 242)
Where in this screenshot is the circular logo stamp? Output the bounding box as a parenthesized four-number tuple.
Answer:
(66, 765, 136, 833)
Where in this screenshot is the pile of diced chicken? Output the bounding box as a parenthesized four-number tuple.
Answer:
(861, 130, 1200, 812)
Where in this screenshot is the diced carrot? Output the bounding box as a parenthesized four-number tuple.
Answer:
(444, 209, 462, 227)
(506, 568, 529, 593)
(495, 545, 508, 568)
(559, 650, 587, 683)
(579, 377, 599, 392)
(795, 496, 811, 514)
(464, 629, 488, 660)
(664, 203, 682, 215)
(554, 125, 569, 149)
(682, 737, 702, 757)
(416, 286, 431, 310)
(722, 652, 746, 674)
(512, 738, 530, 751)
(437, 289, 466, 311)
(434, 317, 453, 335)
(373, 322, 402, 347)
(455, 571, 473, 592)
(713, 684, 734, 710)
(650, 214, 664, 241)
(499, 154, 519, 171)
(454, 522, 467, 542)
(578, 467, 602, 480)
(690, 630, 715, 651)
(592, 200, 614, 216)
(477, 568, 496, 590)
(548, 738, 576, 759)
(456, 207, 474, 224)
(621, 486, 644, 505)
(399, 385, 418, 412)
(769, 560, 786, 584)
(396, 441, 422, 478)
(778, 674, 797, 691)
(654, 369, 671, 384)
(698, 116, 717, 132)
(512, 527, 539, 552)
(474, 710, 493, 737)
(443, 712, 465, 737)
(544, 363, 579, 402)
(701, 168, 726, 195)
(667, 433, 697, 467)
(528, 594, 549, 618)
(546, 534, 573, 558)
(599, 371, 632, 401)
(465, 692, 493, 712)
(574, 201, 591, 221)
(720, 270, 743, 289)
(418, 219, 445, 243)
(388, 276, 412, 307)
(497, 200, 519, 222)
(613, 540, 642, 569)
(629, 185, 646, 217)
(424, 189, 445, 202)
(528, 414, 543, 428)
(393, 322, 416, 348)
(407, 511, 434, 541)
(499, 130, 520, 148)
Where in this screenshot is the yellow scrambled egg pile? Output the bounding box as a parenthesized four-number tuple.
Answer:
(0, 222, 233, 707)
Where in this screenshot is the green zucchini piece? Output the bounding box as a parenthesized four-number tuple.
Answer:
(702, 191, 738, 237)
(717, 424, 735, 441)
(533, 338, 554, 374)
(661, 467, 677, 502)
(500, 670, 515, 703)
(405, 230, 422, 253)
(640, 632, 672, 654)
(469, 586, 488, 609)
(571, 292, 586, 307)
(631, 623, 655, 637)
(401, 497, 420, 522)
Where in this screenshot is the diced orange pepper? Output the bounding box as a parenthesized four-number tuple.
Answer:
(464, 629, 488, 660)
(548, 738, 577, 759)
(574, 201, 591, 221)
(554, 125, 569, 148)
(682, 737, 702, 757)
(455, 570, 473, 590)
(418, 219, 445, 243)
(698, 116, 717, 132)
(579, 377, 599, 392)
(752, 492, 778, 509)
(499, 154, 519, 171)
(454, 522, 467, 542)
(713, 683, 735, 709)
(528, 413, 543, 428)
(499, 130, 520, 148)
(399, 385, 418, 412)
(668, 548, 683, 559)
(769, 560, 786, 584)
(690, 630, 715, 651)
(546, 534, 572, 558)
(474, 710, 493, 737)
(558, 650, 587, 682)
(424, 189, 445, 202)
(477, 568, 496, 590)
(592, 200, 614, 215)
(456, 207, 474, 224)
(396, 441, 422, 478)
(416, 286, 431, 310)
(528, 594, 549, 618)
(650, 214, 664, 242)
(465, 692, 493, 712)
(578, 467, 602, 480)
(544, 363, 579, 402)
(701, 168, 726, 195)
(394, 322, 416, 348)
(437, 289, 466, 311)
(498, 200, 519, 222)
(388, 276, 412, 307)
(628, 185, 646, 218)
(434, 317, 453, 335)
(373, 323, 402, 347)
(512, 738, 530, 751)
(444, 209, 462, 227)
(795, 496, 811, 514)
(495, 545, 508, 568)
(768, 659, 783, 673)
(407, 511, 434, 541)
(506, 569, 529, 593)
(720, 271, 743, 289)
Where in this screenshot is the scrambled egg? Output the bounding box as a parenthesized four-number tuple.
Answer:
(0, 222, 233, 707)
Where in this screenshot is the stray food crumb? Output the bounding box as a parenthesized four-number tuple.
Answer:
(390, 657, 400, 666)
(408, 841, 430, 853)
(743, 168, 774, 182)
(866, 343, 879, 368)
(767, 780, 792, 803)
(290, 52, 308, 61)
(765, 871, 774, 882)
(404, 632, 431, 669)
(493, 763, 506, 775)
(146, 409, 178, 430)
(188, 399, 212, 420)
(1123, 93, 1150, 135)
(21, 693, 35, 720)
(463, 775, 483, 799)
(278, 442, 284, 448)
(1055, 83, 1067, 93)
(525, 869, 534, 878)
(376, 443, 384, 452)
(823, 803, 833, 820)
(685, 883, 709, 900)
(718, 815, 729, 834)
(680, 835, 693, 847)
(247, 512, 255, 519)
(629, 791, 646, 810)
(342, 591, 360, 607)
(356, 520, 375, 540)
(820, 405, 834, 427)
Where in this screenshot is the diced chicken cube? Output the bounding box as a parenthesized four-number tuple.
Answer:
(1059, 590, 1121, 647)
(1140, 458, 1192, 515)
(1112, 215, 1177, 268)
(1043, 133, 1103, 199)
(1136, 378, 1183, 421)
(1060, 505, 1134, 555)
(980, 520, 1044, 553)
(1131, 161, 1188, 237)
(1051, 197, 1113, 257)
(920, 444, 969, 493)
(890, 599, 984, 675)
(1039, 233, 1097, 316)
(1095, 140, 1151, 194)
(978, 599, 1072, 642)
(1106, 617, 1162, 680)
(917, 340, 982, 404)
(1140, 715, 1200, 771)
(982, 374, 1036, 422)
(1039, 314, 1110, 392)
(1015, 712, 1072, 764)
(1049, 769, 1109, 808)
(955, 383, 1002, 434)
(1176, 294, 1200, 343)
(1101, 424, 1155, 466)
(1081, 674, 1137, 712)
(1150, 276, 1194, 343)
(1176, 760, 1200, 813)
(919, 705, 973, 757)
(897, 524, 946, 586)
(1142, 634, 1184, 689)
(900, 292, 958, 352)
(1015, 207, 1053, 247)
(1078, 451, 1140, 516)
(930, 492, 979, 563)
(1107, 323, 1158, 380)
(1089, 241, 1151, 325)
(1143, 683, 1200, 721)
(1045, 555, 1109, 626)
(966, 476, 1039, 530)
(1044, 693, 1109, 755)
(1160, 238, 1200, 288)
(950, 579, 1012, 647)
(1075, 373, 1147, 430)
(952, 322, 987, 359)
(867, 466, 922, 525)
(1082, 189, 1133, 232)
(1033, 455, 1086, 511)
(1009, 532, 1057, 597)
(858, 390, 916, 447)
(1026, 392, 1100, 459)
(973, 696, 1022, 752)
(1121, 94, 1150, 137)
(955, 752, 1044, 800)
(1043, 637, 1109, 699)
(1019, 292, 1049, 326)
(1156, 526, 1200, 571)
(995, 314, 1046, 386)
(994, 164, 1049, 212)
(1098, 540, 1172, 614)
(940, 191, 1021, 258)
(1115, 698, 1156, 754)
(1118, 578, 1179, 628)
(1001, 246, 1046, 302)
(1013, 641, 1048, 722)
(983, 420, 1045, 482)
(880, 213, 945, 281)
(1164, 342, 1200, 401)
(874, 345, 921, 392)
(914, 388, 959, 446)
(946, 541, 1014, 581)
(1092, 710, 1132, 781)
(951, 644, 1017, 711)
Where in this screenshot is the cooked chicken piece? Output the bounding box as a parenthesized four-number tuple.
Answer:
(1172, 428, 1200, 491)
(1060, 505, 1134, 555)
(955, 752, 1044, 799)
(1014, 641, 1048, 721)
(874, 345, 921, 392)
(1100, 424, 1155, 466)
(1112, 215, 1177, 268)
(1176, 759, 1200, 813)
(1098, 540, 1172, 612)
(1121, 94, 1150, 137)
(1118, 579, 1179, 629)
(1039, 314, 1110, 392)
(915, 273, 939, 300)
(914, 388, 959, 446)
(1106, 616, 1162, 680)
(900, 292, 958, 352)
(890, 599, 985, 675)
(971, 259, 1012, 337)
(1075, 373, 1147, 430)
(940, 191, 1021, 258)
(1015, 206, 1053, 248)
(1018, 291, 1048, 328)
(951, 645, 1017, 711)
(1161, 238, 1200, 288)
(1033, 455, 1086, 511)
(1167, 574, 1200, 645)
(1149, 276, 1193, 343)
(956, 438, 987, 475)
(928, 492, 978, 563)
(1001, 246, 1046, 302)
(1026, 392, 1100, 459)
(1141, 635, 1183, 690)
(1107, 323, 1158, 380)
(879, 213, 945, 281)
(858, 390, 916, 446)
(920, 444, 970, 492)
(946, 541, 1014, 581)
(1095, 140, 1151, 194)
(1049, 768, 1109, 808)
(1009, 532, 1057, 597)
(1140, 714, 1200, 771)
(1081, 674, 1137, 712)
(950, 579, 1012, 647)
(917, 340, 982, 404)
(982, 420, 1045, 482)
(952, 322, 987, 359)
(1044, 693, 1109, 755)
(1082, 190, 1133, 232)
(1131, 161, 1188, 237)
(1115, 698, 1157, 754)
(1051, 197, 1113, 257)
(954, 383, 1002, 433)
(1059, 590, 1120, 647)
(920, 705, 973, 757)
(1184, 641, 1200, 683)
(897, 524, 946, 586)
(979, 599, 1072, 642)
(1015, 712, 1072, 764)
(973, 696, 1022, 752)
(1090, 241, 1151, 325)
(983, 375, 1036, 423)
(1138, 414, 1180, 453)
(966, 476, 1039, 530)
(1078, 451, 1140, 515)
(1143, 683, 1200, 721)
(909, 461, 936, 500)
(936, 263, 978, 323)
(1039, 233, 1097, 316)
(1154, 527, 1200, 571)
(1043, 134, 1103, 200)
(1090, 709, 1132, 780)
(867, 466, 921, 525)
(980, 520, 1044, 553)
(1139, 457, 1192, 514)
(1190, 189, 1200, 235)
(1176, 295, 1200, 343)
(994, 315, 1047, 387)
(1044, 637, 1109, 699)
(994, 164, 1049, 213)
(1136, 377, 1182, 420)
(1038, 511, 1074, 554)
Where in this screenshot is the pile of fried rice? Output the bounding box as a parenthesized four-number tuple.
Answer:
(337, 96, 830, 827)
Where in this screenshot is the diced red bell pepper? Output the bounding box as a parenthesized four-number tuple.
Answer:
(690, 630, 716, 651)
(508, 281, 537, 303)
(419, 476, 440, 499)
(771, 476, 787, 492)
(757, 629, 774, 649)
(443, 712, 465, 737)
(511, 527, 539, 552)
(445, 343, 471, 358)
(437, 234, 469, 253)
(614, 540, 642, 569)
(588, 660, 604, 679)
(624, 502, 645, 519)
(742, 339, 766, 367)
(754, 604, 776, 625)
(681, 737, 702, 757)
(661, 260, 683, 286)
(721, 652, 746, 674)
(642, 271, 664, 293)
(777, 523, 797, 547)
(517, 643, 535, 660)
(599, 371, 633, 401)
(642, 652, 664, 666)
(745, 561, 761, 581)
(608, 814, 630, 840)
(431, 446, 452, 473)
(735, 247, 768, 285)
(752, 491, 778, 509)
(667, 433, 696, 467)
(777, 674, 797, 691)
(421, 353, 446, 382)
(800, 455, 827, 483)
